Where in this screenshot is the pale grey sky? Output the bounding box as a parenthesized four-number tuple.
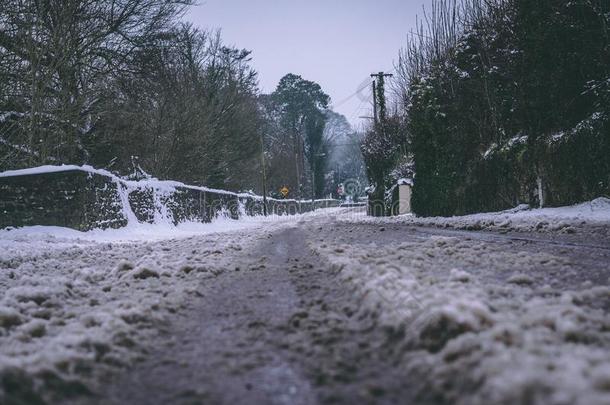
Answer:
(185, 0, 433, 129)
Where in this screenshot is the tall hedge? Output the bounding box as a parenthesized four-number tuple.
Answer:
(404, 0, 609, 216)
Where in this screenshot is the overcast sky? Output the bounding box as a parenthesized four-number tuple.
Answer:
(185, 0, 433, 129)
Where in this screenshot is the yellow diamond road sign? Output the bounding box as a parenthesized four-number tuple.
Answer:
(280, 186, 289, 197)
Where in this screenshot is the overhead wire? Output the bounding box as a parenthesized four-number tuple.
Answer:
(332, 79, 373, 110)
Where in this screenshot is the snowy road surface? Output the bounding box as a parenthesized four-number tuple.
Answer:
(1, 207, 610, 404)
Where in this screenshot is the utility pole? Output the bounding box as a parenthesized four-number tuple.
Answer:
(311, 158, 316, 208)
(311, 152, 326, 209)
(371, 80, 378, 125)
(370, 72, 393, 127)
(295, 149, 300, 200)
(295, 137, 305, 201)
(368, 72, 394, 218)
(259, 132, 268, 216)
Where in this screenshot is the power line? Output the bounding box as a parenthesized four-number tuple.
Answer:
(333, 66, 396, 111)
(348, 98, 369, 125)
(332, 79, 373, 109)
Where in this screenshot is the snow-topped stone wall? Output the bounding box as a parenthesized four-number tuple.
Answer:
(0, 169, 126, 230)
(0, 166, 340, 231)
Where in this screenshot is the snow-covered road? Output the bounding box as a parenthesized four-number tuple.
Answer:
(1, 207, 609, 404)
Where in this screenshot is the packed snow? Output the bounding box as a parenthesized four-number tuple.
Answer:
(1, 200, 608, 403)
(341, 197, 610, 236)
(313, 200, 610, 403)
(311, 231, 610, 405)
(0, 210, 314, 402)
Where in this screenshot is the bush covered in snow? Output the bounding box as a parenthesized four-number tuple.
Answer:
(391, 0, 610, 217)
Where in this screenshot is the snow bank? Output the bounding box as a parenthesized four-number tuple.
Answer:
(340, 198, 610, 235)
(0, 215, 278, 245)
(311, 230, 610, 405)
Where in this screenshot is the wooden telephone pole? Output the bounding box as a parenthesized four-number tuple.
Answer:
(370, 72, 393, 126)
(367, 72, 394, 218)
(259, 132, 268, 216)
(371, 80, 377, 124)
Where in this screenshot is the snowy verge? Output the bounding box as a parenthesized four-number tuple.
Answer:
(0, 213, 293, 245)
(311, 231, 610, 405)
(340, 198, 610, 235)
(0, 206, 344, 247)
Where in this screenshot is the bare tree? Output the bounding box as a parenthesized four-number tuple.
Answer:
(0, 0, 193, 166)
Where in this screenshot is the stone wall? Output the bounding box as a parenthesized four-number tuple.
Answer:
(0, 168, 340, 231)
(0, 170, 126, 230)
